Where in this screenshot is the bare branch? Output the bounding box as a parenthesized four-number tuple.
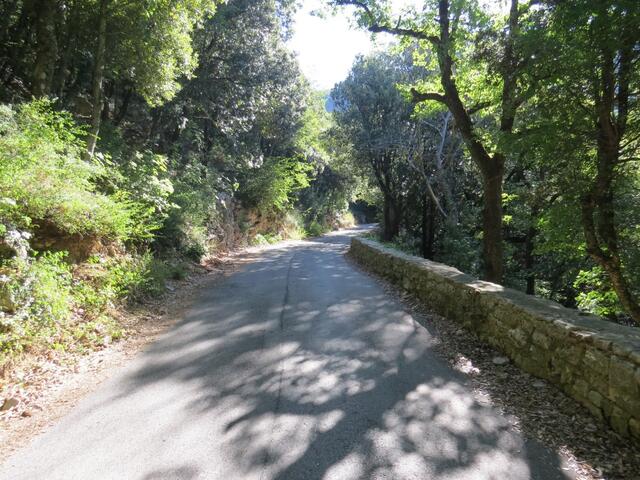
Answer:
(405, 123, 449, 219)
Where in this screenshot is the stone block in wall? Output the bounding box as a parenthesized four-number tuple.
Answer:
(522, 345, 550, 378)
(611, 406, 631, 436)
(609, 357, 638, 399)
(508, 327, 530, 349)
(584, 347, 611, 377)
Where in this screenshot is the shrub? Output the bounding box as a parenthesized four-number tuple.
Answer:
(306, 220, 326, 237)
(0, 248, 181, 364)
(77, 252, 170, 305)
(0, 100, 157, 244)
(337, 211, 356, 228)
(251, 233, 282, 246)
(239, 156, 312, 215)
(155, 158, 221, 258)
(574, 267, 622, 319)
(281, 211, 307, 240)
(95, 132, 177, 242)
(0, 252, 73, 355)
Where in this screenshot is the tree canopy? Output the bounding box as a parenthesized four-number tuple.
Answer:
(330, 0, 640, 325)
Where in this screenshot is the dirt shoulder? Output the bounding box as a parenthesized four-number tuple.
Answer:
(0, 251, 248, 462)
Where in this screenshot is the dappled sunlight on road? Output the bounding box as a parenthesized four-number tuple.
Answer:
(0, 226, 573, 480)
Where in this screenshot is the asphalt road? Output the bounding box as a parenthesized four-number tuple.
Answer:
(0, 227, 575, 480)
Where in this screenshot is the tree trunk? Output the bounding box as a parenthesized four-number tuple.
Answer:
(481, 159, 505, 283)
(52, 0, 81, 100)
(421, 192, 435, 260)
(578, 28, 640, 325)
(344, 0, 512, 281)
(524, 224, 536, 295)
(382, 197, 400, 241)
(32, 0, 58, 97)
(85, 0, 108, 159)
(114, 84, 133, 126)
(436, 0, 505, 283)
(581, 193, 640, 324)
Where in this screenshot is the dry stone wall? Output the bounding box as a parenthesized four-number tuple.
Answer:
(350, 237, 640, 441)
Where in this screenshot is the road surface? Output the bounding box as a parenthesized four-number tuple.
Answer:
(0, 227, 575, 480)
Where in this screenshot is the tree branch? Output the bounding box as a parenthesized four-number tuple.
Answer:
(468, 101, 493, 115)
(334, 1, 439, 45)
(410, 88, 447, 105)
(368, 24, 439, 44)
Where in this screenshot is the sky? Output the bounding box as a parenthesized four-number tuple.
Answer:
(287, 0, 510, 91)
(287, 0, 422, 91)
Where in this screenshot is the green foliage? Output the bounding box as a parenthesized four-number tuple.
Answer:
(0, 249, 179, 362)
(156, 158, 223, 259)
(298, 163, 355, 228)
(240, 156, 313, 215)
(574, 268, 622, 319)
(0, 252, 73, 355)
(331, 0, 640, 323)
(0, 100, 149, 241)
(106, 0, 220, 106)
(251, 233, 283, 246)
(390, 229, 422, 255)
(81, 253, 166, 303)
(296, 90, 333, 159)
(332, 51, 420, 240)
(306, 220, 326, 238)
(280, 211, 307, 240)
(295, 90, 359, 229)
(96, 132, 177, 241)
(435, 222, 482, 277)
(0, 0, 336, 370)
(337, 211, 356, 229)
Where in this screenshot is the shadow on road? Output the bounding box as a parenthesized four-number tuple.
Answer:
(3, 226, 572, 480)
(104, 227, 570, 479)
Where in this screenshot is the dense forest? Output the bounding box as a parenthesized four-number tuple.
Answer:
(0, 0, 638, 369)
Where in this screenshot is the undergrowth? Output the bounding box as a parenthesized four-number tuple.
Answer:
(0, 250, 188, 367)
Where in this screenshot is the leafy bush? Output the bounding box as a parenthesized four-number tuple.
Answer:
(0, 248, 181, 363)
(298, 164, 355, 229)
(0, 252, 73, 355)
(239, 156, 312, 215)
(0, 100, 142, 241)
(251, 233, 281, 246)
(337, 211, 356, 228)
(281, 211, 307, 240)
(94, 124, 177, 242)
(574, 267, 622, 319)
(435, 222, 482, 278)
(391, 230, 421, 256)
(156, 158, 223, 259)
(306, 220, 326, 237)
(75, 252, 172, 307)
